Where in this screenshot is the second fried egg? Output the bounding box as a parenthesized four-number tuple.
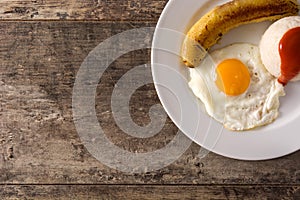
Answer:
(188, 43, 285, 131)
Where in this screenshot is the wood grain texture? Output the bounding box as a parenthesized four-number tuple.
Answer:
(0, 0, 299, 198)
(0, 185, 299, 200)
(0, 0, 168, 21)
(0, 21, 299, 186)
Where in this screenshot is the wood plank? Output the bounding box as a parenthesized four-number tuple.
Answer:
(0, 21, 299, 184)
(0, 0, 168, 21)
(0, 185, 299, 199)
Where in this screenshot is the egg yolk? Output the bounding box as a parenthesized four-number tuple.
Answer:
(215, 59, 250, 96)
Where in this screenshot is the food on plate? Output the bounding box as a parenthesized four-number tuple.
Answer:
(188, 43, 285, 131)
(260, 16, 300, 85)
(181, 0, 299, 67)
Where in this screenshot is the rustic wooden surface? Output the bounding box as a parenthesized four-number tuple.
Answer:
(0, 0, 299, 199)
(0, 0, 166, 21)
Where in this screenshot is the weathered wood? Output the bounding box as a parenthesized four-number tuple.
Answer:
(0, 185, 299, 200)
(0, 21, 299, 185)
(0, 0, 168, 21)
(0, 0, 299, 197)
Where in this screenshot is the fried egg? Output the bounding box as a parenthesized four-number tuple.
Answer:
(188, 43, 285, 131)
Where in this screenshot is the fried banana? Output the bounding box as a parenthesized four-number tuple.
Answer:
(182, 0, 299, 67)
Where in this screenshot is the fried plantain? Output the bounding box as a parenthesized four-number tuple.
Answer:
(182, 0, 299, 67)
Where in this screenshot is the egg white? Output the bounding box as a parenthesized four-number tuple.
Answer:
(188, 43, 285, 131)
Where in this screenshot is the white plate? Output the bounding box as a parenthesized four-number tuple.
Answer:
(151, 0, 300, 160)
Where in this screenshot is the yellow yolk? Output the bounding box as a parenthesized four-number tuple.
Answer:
(215, 59, 250, 96)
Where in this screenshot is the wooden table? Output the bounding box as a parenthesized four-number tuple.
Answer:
(0, 0, 299, 199)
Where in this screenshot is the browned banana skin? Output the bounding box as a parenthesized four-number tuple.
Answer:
(182, 0, 299, 67)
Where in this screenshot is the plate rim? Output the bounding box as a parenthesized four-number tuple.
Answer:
(151, 0, 300, 160)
